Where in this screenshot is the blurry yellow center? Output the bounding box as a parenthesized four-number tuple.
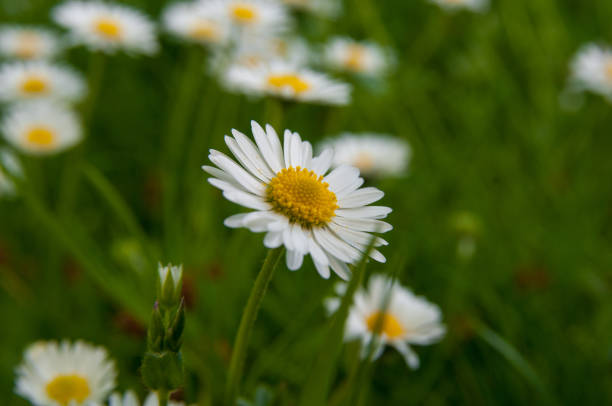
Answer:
(231, 5, 258, 22)
(353, 152, 374, 171)
(95, 18, 122, 39)
(26, 127, 56, 147)
(16, 32, 40, 59)
(605, 62, 612, 81)
(189, 21, 218, 40)
(267, 74, 310, 93)
(21, 76, 47, 94)
(267, 167, 338, 228)
(45, 374, 91, 405)
(366, 311, 404, 339)
(345, 45, 365, 71)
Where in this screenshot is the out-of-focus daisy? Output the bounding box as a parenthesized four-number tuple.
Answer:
(0, 61, 85, 103)
(320, 133, 411, 178)
(0, 148, 20, 197)
(570, 43, 612, 101)
(162, 2, 229, 46)
(428, 0, 488, 12)
(109, 391, 185, 406)
(2, 101, 82, 155)
(199, 0, 291, 37)
(326, 275, 445, 368)
(52, 1, 158, 55)
(323, 37, 392, 77)
(0, 26, 62, 60)
(224, 61, 350, 105)
(281, 0, 340, 18)
(203, 121, 391, 279)
(15, 340, 116, 406)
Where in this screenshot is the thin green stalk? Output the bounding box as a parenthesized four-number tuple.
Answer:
(224, 246, 284, 406)
(158, 389, 168, 406)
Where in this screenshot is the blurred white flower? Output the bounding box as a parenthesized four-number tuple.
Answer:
(223, 60, 350, 105)
(202, 121, 391, 279)
(15, 340, 116, 406)
(52, 1, 158, 55)
(570, 43, 612, 101)
(0, 26, 62, 60)
(0, 61, 85, 103)
(320, 133, 411, 178)
(109, 391, 185, 406)
(198, 0, 291, 37)
(1, 101, 82, 155)
(0, 148, 20, 197)
(281, 0, 341, 18)
(429, 0, 488, 12)
(323, 37, 393, 77)
(162, 1, 229, 46)
(326, 275, 445, 368)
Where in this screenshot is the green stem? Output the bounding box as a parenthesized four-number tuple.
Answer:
(158, 389, 169, 406)
(224, 246, 284, 406)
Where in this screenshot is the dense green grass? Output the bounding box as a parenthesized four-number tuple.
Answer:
(1, 0, 612, 404)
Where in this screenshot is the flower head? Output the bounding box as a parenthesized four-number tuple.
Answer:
(199, 0, 291, 37)
(109, 391, 185, 406)
(323, 37, 393, 77)
(0, 26, 62, 60)
(428, 0, 488, 12)
(1, 101, 82, 155)
(224, 61, 350, 105)
(320, 133, 411, 178)
(0, 148, 21, 197)
(15, 340, 117, 406)
(0, 61, 85, 103)
(326, 275, 445, 368)
(162, 2, 229, 46)
(52, 1, 158, 55)
(570, 43, 612, 101)
(203, 121, 391, 279)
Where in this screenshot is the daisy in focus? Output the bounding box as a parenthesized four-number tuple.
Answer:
(0, 26, 62, 60)
(1, 101, 82, 155)
(570, 43, 612, 101)
(203, 121, 391, 279)
(15, 340, 116, 406)
(281, 0, 341, 18)
(320, 133, 411, 178)
(224, 61, 350, 105)
(326, 275, 445, 368)
(162, 1, 229, 47)
(0, 148, 20, 197)
(323, 37, 392, 77)
(428, 0, 488, 12)
(199, 0, 291, 37)
(110, 391, 185, 406)
(0, 61, 85, 103)
(52, 1, 158, 55)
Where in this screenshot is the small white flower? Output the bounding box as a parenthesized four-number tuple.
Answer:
(281, 0, 341, 18)
(570, 43, 612, 100)
(203, 120, 392, 279)
(0, 26, 62, 60)
(52, 1, 158, 55)
(323, 37, 393, 77)
(326, 275, 445, 368)
(109, 391, 185, 406)
(320, 133, 411, 178)
(0, 148, 21, 197)
(162, 2, 229, 46)
(224, 61, 350, 105)
(15, 340, 117, 406)
(158, 263, 183, 292)
(2, 101, 82, 155)
(198, 0, 291, 37)
(0, 61, 85, 103)
(428, 0, 488, 12)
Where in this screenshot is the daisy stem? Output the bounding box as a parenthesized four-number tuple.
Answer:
(158, 389, 169, 406)
(224, 246, 284, 406)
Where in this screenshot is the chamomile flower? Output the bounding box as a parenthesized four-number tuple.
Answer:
(281, 0, 341, 18)
(15, 340, 117, 406)
(109, 391, 185, 406)
(224, 61, 350, 105)
(428, 0, 488, 12)
(52, 1, 158, 55)
(0, 61, 85, 103)
(320, 133, 411, 178)
(198, 0, 291, 37)
(570, 43, 612, 101)
(203, 121, 392, 279)
(323, 37, 392, 77)
(0, 26, 62, 60)
(1, 101, 82, 155)
(162, 2, 229, 46)
(326, 275, 445, 368)
(0, 148, 21, 197)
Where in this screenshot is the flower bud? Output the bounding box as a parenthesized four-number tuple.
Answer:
(158, 263, 183, 307)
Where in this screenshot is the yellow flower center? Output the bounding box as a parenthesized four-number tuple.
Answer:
(16, 32, 40, 59)
(95, 18, 122, 39)
(366, 311, 404, 339)
(231, 4, 258, 23)
(605, 61, 612, 81)
(267, 74, 310, 94)
(25, 127, 56, 148)
(345, 45, 366, 71)
(353, 152, 374, 171)
(267, 167, 338, 228)
(45, 374, 91, 405)
(189, 20, 218, 40)
(21, 76, 48, 94)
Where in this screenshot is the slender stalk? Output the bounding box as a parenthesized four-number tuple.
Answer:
(157, 389, 169, 406)
(224, 246, 284, 406)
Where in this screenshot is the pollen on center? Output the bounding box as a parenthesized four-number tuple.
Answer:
(345, 45, 366, 71)
(25, 126, 56, 148)
(189, 20, 218, 40)
(21, 76, 48, 94)
(267, 74, 310, 94)
(45, 374, 91, 405)
(231, 4, 258, 22)
(366, 311, 404, 339)
(16, 33, 40, 59)
(94, 17, 122, 39)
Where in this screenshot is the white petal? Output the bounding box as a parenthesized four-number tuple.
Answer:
(339, 187, 385, 208)
(301, 141, 312, 169)
(332, 217, 393, 233)
(252, 121, 283, 173)
(290, 224, 309, 254)
(324, 165, 360, 193)
(286, 250, 304, 270)
(394, 341, 420, 369)
(223, 213, 249, 228)
(210, 150, 266, 195)
(334, 176, 364, 198)
(328, 254, 351, 280)
(264, 231, 283, 248)
(308, 237, 329, 266)
(225, 134, 273, 182)
(312, 148, 333, 175)
(290, 132, 303, 168)
(265, 124, 285, 169)
(312, 227, 355, 263)
(283, 129, 292, 168)
(314, 260, 331, 279)
(336, 206, 392, 220)
(202, 164, 237, 185)
(224, 189, 270, 210)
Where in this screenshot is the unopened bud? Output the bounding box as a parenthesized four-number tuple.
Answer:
(165, 299, 185, 352)
(158, 263, 183, 307)
(147, 302, 164, 352)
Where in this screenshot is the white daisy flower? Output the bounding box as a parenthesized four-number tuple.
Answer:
(109, 391, 185, 406)
(323, 37, 392, 77)
(281, 0, 341, 18)
(162, 2, 229, 46)
(320, 133, 411, 178)
(0, 26, 62, 60)
(203, 121, 392, 279)
(1, 101, 82, 155)
(0, 61, 85, 103)
(326, 275, 445, 368)
(15, 340, 117, 406)
(224, 61, 351, 105)
(570, 43, 612, 100)
(0, 148, 21, 197)
(198, 0, 291, 37)
(52, 1, 158, 55)
(428, 0, 488, 12)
